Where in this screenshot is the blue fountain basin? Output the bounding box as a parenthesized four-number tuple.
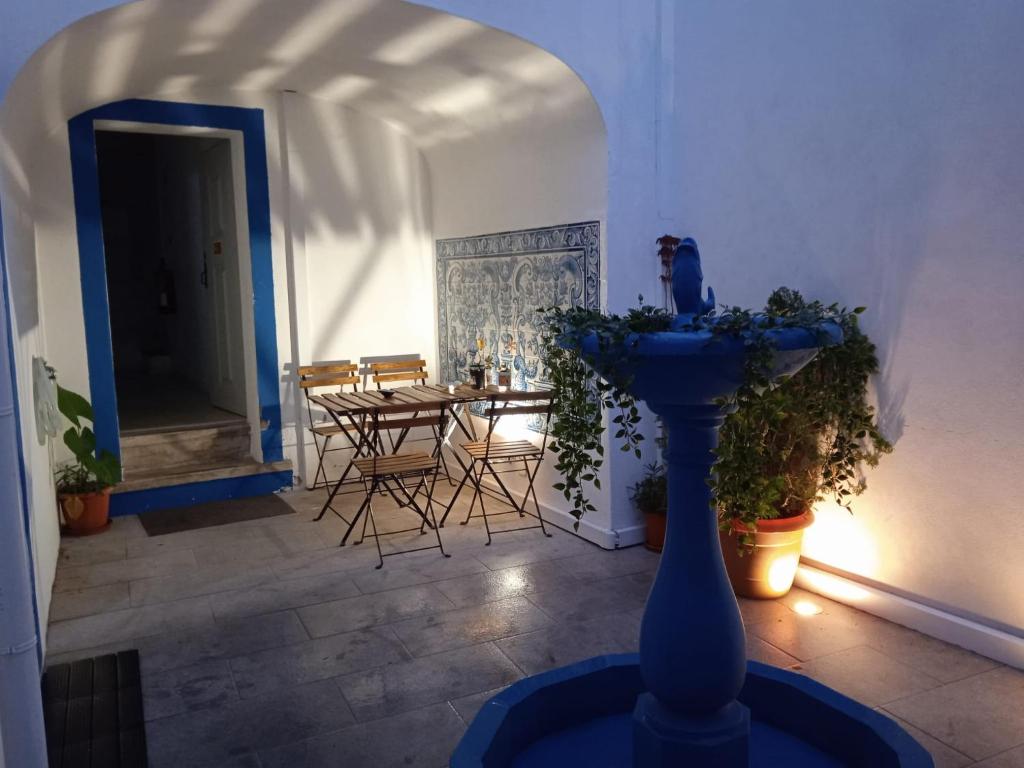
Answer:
(451, 655, 933, 768)
(575, 323, 842, 405)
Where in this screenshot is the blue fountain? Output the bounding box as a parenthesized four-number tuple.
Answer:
(451, 240, 932, 767)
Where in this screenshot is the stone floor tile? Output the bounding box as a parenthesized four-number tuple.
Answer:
(336, 643, 521, 721)
(46, 595, 214, 655)
(390, 596, 552, 657)
(449, 686, 507, 724)
(229, 626, 409, 698)
(297, 584, 456, 638)
(432, 561, 579, 608)
(886, 666, 1024, 760)
(258, 701, 465, 768)
(271, 544, 385, 580)
(557, 546, 660, 581)
(58, 533, 128, 567)
(495, 610, 639, 675)
(137, 610, 310, 674)
(48, 582, 131, 621)
(858, 618, 999, 684)
(738, 597, 797, 625)
(145, 679, 354, 768)
(746, 633, 800, 668)
(209, 570, 362, 620)
(878, 711, 974, 768)
(792, 645, 942, 707)
(350, 551, 488, 595)
(53, 547, 197, 592)
(471, 532, 594, 571)
(126, 524, 265, 559)
(973, 744, 1024, 767)
(142, 659, 240, 721)
(524, 572, 650, 624)
(192, 525, 330, 566)
(745, 600, 869, 660)
(130, 561, 277, 607)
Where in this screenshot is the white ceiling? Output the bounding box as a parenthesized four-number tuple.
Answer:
(1, 0, 597, 156)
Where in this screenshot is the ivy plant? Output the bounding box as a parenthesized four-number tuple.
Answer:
(540, 288, 891, 536)
(540, 298, 673, 527)
(712, 288, 892, 540)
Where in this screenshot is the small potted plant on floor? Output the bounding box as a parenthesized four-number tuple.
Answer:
(630, 463, 667, 552)
(714, 288, 892, 599)
(54, 384, 122, 535)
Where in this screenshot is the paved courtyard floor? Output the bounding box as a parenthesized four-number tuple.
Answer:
(46, 484, 1024, 768)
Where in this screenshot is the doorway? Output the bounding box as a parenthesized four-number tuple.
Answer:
(95, 130, 248, 436)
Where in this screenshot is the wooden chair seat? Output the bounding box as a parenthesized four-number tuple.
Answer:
(310, 422, 358, 437)
(352, 452, 436, 477)
(462, 439, 541, 460)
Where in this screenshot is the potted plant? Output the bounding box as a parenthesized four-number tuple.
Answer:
(54, 384, 122, 535)
(714, 288, 892, 598)
(629, 463, 667, 552)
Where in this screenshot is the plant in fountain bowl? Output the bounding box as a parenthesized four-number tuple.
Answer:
(714, 287, 892, 598)
(54, 385, 122, 535)
(539, 286, 877, 545)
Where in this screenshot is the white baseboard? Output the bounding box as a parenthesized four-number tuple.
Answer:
(795, 562, 1024, 670)
(474, 476, 641, 550)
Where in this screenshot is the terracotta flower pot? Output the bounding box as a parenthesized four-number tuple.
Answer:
(719, 510, 814, 599)
(643, 511, 666, 553)
(59, 488, 112, 535)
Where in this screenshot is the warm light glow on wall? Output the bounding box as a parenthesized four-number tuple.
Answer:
(802, 502, 879, 576)
(798, 567, 870, 603)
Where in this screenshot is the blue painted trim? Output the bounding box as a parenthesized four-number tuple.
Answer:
(109, 470, 293, 516)
(0, 199, 43, 669)
(67, 98, 283, 463)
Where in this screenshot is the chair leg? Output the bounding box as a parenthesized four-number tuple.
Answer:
(526, 462, 552, 537)
(312, 434, 329, 490)
(460, 468, 482, 526)
(340, 482, 374, 546)
(316, 468, 348, 522)
(366, 502, 385, 569)
(439, 463, 473, 527)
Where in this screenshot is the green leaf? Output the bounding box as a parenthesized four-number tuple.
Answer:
(57, 385, 94, 427)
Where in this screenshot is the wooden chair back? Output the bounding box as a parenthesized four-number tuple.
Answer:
(482, 389, 555, 450)
(298, 363, 360, 393)
(369, 359, 429, 388)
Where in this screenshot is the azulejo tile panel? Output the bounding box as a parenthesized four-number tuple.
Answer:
(435, 222, 601, 395)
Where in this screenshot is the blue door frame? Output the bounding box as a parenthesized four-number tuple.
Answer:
(68, 99, 283, 468)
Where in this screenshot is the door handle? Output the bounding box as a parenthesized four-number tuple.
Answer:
(201, 251, 208, 287)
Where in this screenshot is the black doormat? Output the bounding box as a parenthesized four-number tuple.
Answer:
(139, 493, 295, 536)
(43, 650, 148, 768)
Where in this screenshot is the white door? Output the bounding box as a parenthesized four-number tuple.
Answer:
(199, 141, 247, 416)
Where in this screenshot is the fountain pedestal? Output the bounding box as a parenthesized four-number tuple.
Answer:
(632, 404, 749, 767)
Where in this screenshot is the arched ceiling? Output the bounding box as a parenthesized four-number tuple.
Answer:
(1, 0, 600, 159)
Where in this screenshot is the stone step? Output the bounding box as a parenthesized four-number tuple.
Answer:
(115, 458, 293, 494)
(119, 422, 251, 473)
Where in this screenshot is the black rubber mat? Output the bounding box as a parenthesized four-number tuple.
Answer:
(138, 493, 294, 536)
(42, 650, 148, 768)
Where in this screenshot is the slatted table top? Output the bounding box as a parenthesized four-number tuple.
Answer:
(309, 384, 549, 416)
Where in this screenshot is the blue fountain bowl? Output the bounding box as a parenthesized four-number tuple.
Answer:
(573, 322, 843, 406)
(451, 655, 933, 768)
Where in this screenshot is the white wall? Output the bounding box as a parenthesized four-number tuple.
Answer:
(670, 0, 1024, 633)
(423, 96, 618, 541)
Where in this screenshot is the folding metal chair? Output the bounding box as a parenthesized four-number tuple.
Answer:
(439, 390, 555, 544)
(367, 358, 459, 482)
(342, 402, 451, 568)
(298, 363, 359, 489)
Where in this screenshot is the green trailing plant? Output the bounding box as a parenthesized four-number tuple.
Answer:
(540, 289, 890, 533)
(629, 463, 667, 516)
(540, 298, 673, 527)
(713, 288, 892, 541)
(54, 385, 122, 494)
